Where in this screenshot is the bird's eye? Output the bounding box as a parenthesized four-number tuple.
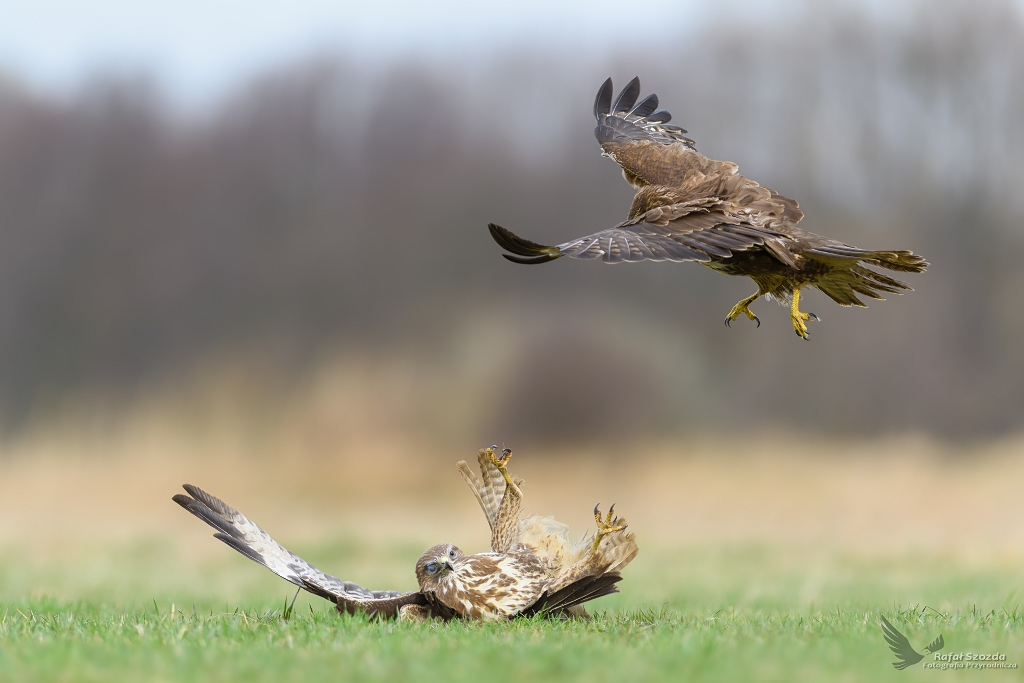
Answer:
(426, 562, 438, 574)
(448, 548, 457, 559)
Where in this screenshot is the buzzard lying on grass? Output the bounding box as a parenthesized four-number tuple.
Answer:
(173, 447, 637, 621)
(488, 77, 928, 339)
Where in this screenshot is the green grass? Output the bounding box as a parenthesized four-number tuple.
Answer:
(2, 542, 1024, 682)
(2, 600, 1022, 682)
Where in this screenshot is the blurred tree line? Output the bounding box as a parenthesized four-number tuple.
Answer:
(0, 0, 1021, 441)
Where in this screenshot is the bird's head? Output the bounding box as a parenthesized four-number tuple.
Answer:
(415, 543, 464, 591)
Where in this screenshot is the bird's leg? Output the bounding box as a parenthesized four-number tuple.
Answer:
(724, 291, 762, 328)
(487, 446, 521, 498)
(591, 504, 628, 553)
(488, 447, 522, 553)
(789, 288, 820, 340)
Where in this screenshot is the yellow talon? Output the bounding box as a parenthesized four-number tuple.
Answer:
(724, 292, 761, 328)
(592, 503, 628, 552)
(789, 288, 820, 340)
(487, 446, 521, 497)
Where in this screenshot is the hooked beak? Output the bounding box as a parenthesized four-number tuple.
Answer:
(444, 559, 454, 571)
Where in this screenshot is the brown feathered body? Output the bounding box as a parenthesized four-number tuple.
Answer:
(488, 77, 927, 335)
(455, 449, 637, 619)
(616, 154, 923, 307)
(172, 448, 637, 622)
(412, 543, 549, 620)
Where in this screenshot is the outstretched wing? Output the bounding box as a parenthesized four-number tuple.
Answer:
(173, 484, 426, 618)
(879, 615, 925, 670)
(489, 208, 782, 266)
(594, 77, 713, 188)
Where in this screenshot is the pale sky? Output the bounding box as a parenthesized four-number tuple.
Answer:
(0, 0, 704, 104)
(0, 0, 947, 107)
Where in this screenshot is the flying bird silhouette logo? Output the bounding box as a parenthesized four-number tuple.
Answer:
(879, 615, 944, 670)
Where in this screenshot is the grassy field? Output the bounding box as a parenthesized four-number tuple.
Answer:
(2, 427, 1024, 681)
(2, 545, 1023, 683)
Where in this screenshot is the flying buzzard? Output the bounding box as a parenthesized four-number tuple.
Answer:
(488, 77, 928, 339)
(172, 447, 637, 621)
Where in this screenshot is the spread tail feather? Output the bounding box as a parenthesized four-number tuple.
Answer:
(523, 573, 623, 616)
(809, 245, 927, 307)
(815, 263, 916, 307)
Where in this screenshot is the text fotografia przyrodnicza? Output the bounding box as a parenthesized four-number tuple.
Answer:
(923, 652, 1016, 670)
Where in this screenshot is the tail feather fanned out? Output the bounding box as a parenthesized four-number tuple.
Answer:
(810, 246, 927, 307)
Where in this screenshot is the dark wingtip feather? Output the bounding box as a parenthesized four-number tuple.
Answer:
(594, 78, 613, 119)
(212, 532, 269, 567)
(173, 488, 246, 541)
(648, 110, 672, 123)
(628, 93, 659, 118)
(612, 77, 641, 114)
(502, 253, 562, 265)
(181, 484, 234, 516)
(488, 223, 562, 264)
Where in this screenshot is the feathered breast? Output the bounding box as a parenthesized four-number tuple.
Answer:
(438, 553, 547, 620)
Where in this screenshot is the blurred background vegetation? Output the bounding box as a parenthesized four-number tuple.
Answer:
(0, 0, 1021, 448)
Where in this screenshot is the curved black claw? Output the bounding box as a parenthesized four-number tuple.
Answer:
(594, 503, 601, 517)
(808, 313, 820, 322)
(725, 315, 760, 328)
(500, 447, 512, 461)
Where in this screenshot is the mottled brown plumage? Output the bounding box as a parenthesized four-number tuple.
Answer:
(172, 447, 637, 621)
(454, 448, 637, 620)
(488, 77, 928, 339)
